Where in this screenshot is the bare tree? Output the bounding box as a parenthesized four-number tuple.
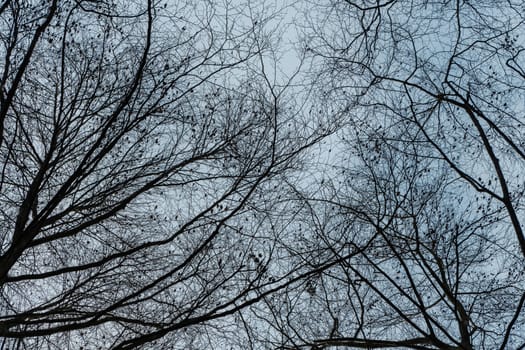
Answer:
(250, 0, 525, 349)
(4, 0, 525, 348)
(305, 0, 525, 257)
(0, 0, 329, 348)
(244, 121, 524, 349)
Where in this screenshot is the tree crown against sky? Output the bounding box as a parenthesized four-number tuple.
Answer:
(1, 0, 525, 349)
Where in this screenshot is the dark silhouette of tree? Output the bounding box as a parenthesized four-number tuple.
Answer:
(0, 1, 330, 348)
(273, 132, 523, 349)
(305, 0, 525, 257)
(3, 0, 525, 349)
(249, 0, 525, 349)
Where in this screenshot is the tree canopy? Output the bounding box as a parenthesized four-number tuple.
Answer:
(1, 0, 524, 349)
